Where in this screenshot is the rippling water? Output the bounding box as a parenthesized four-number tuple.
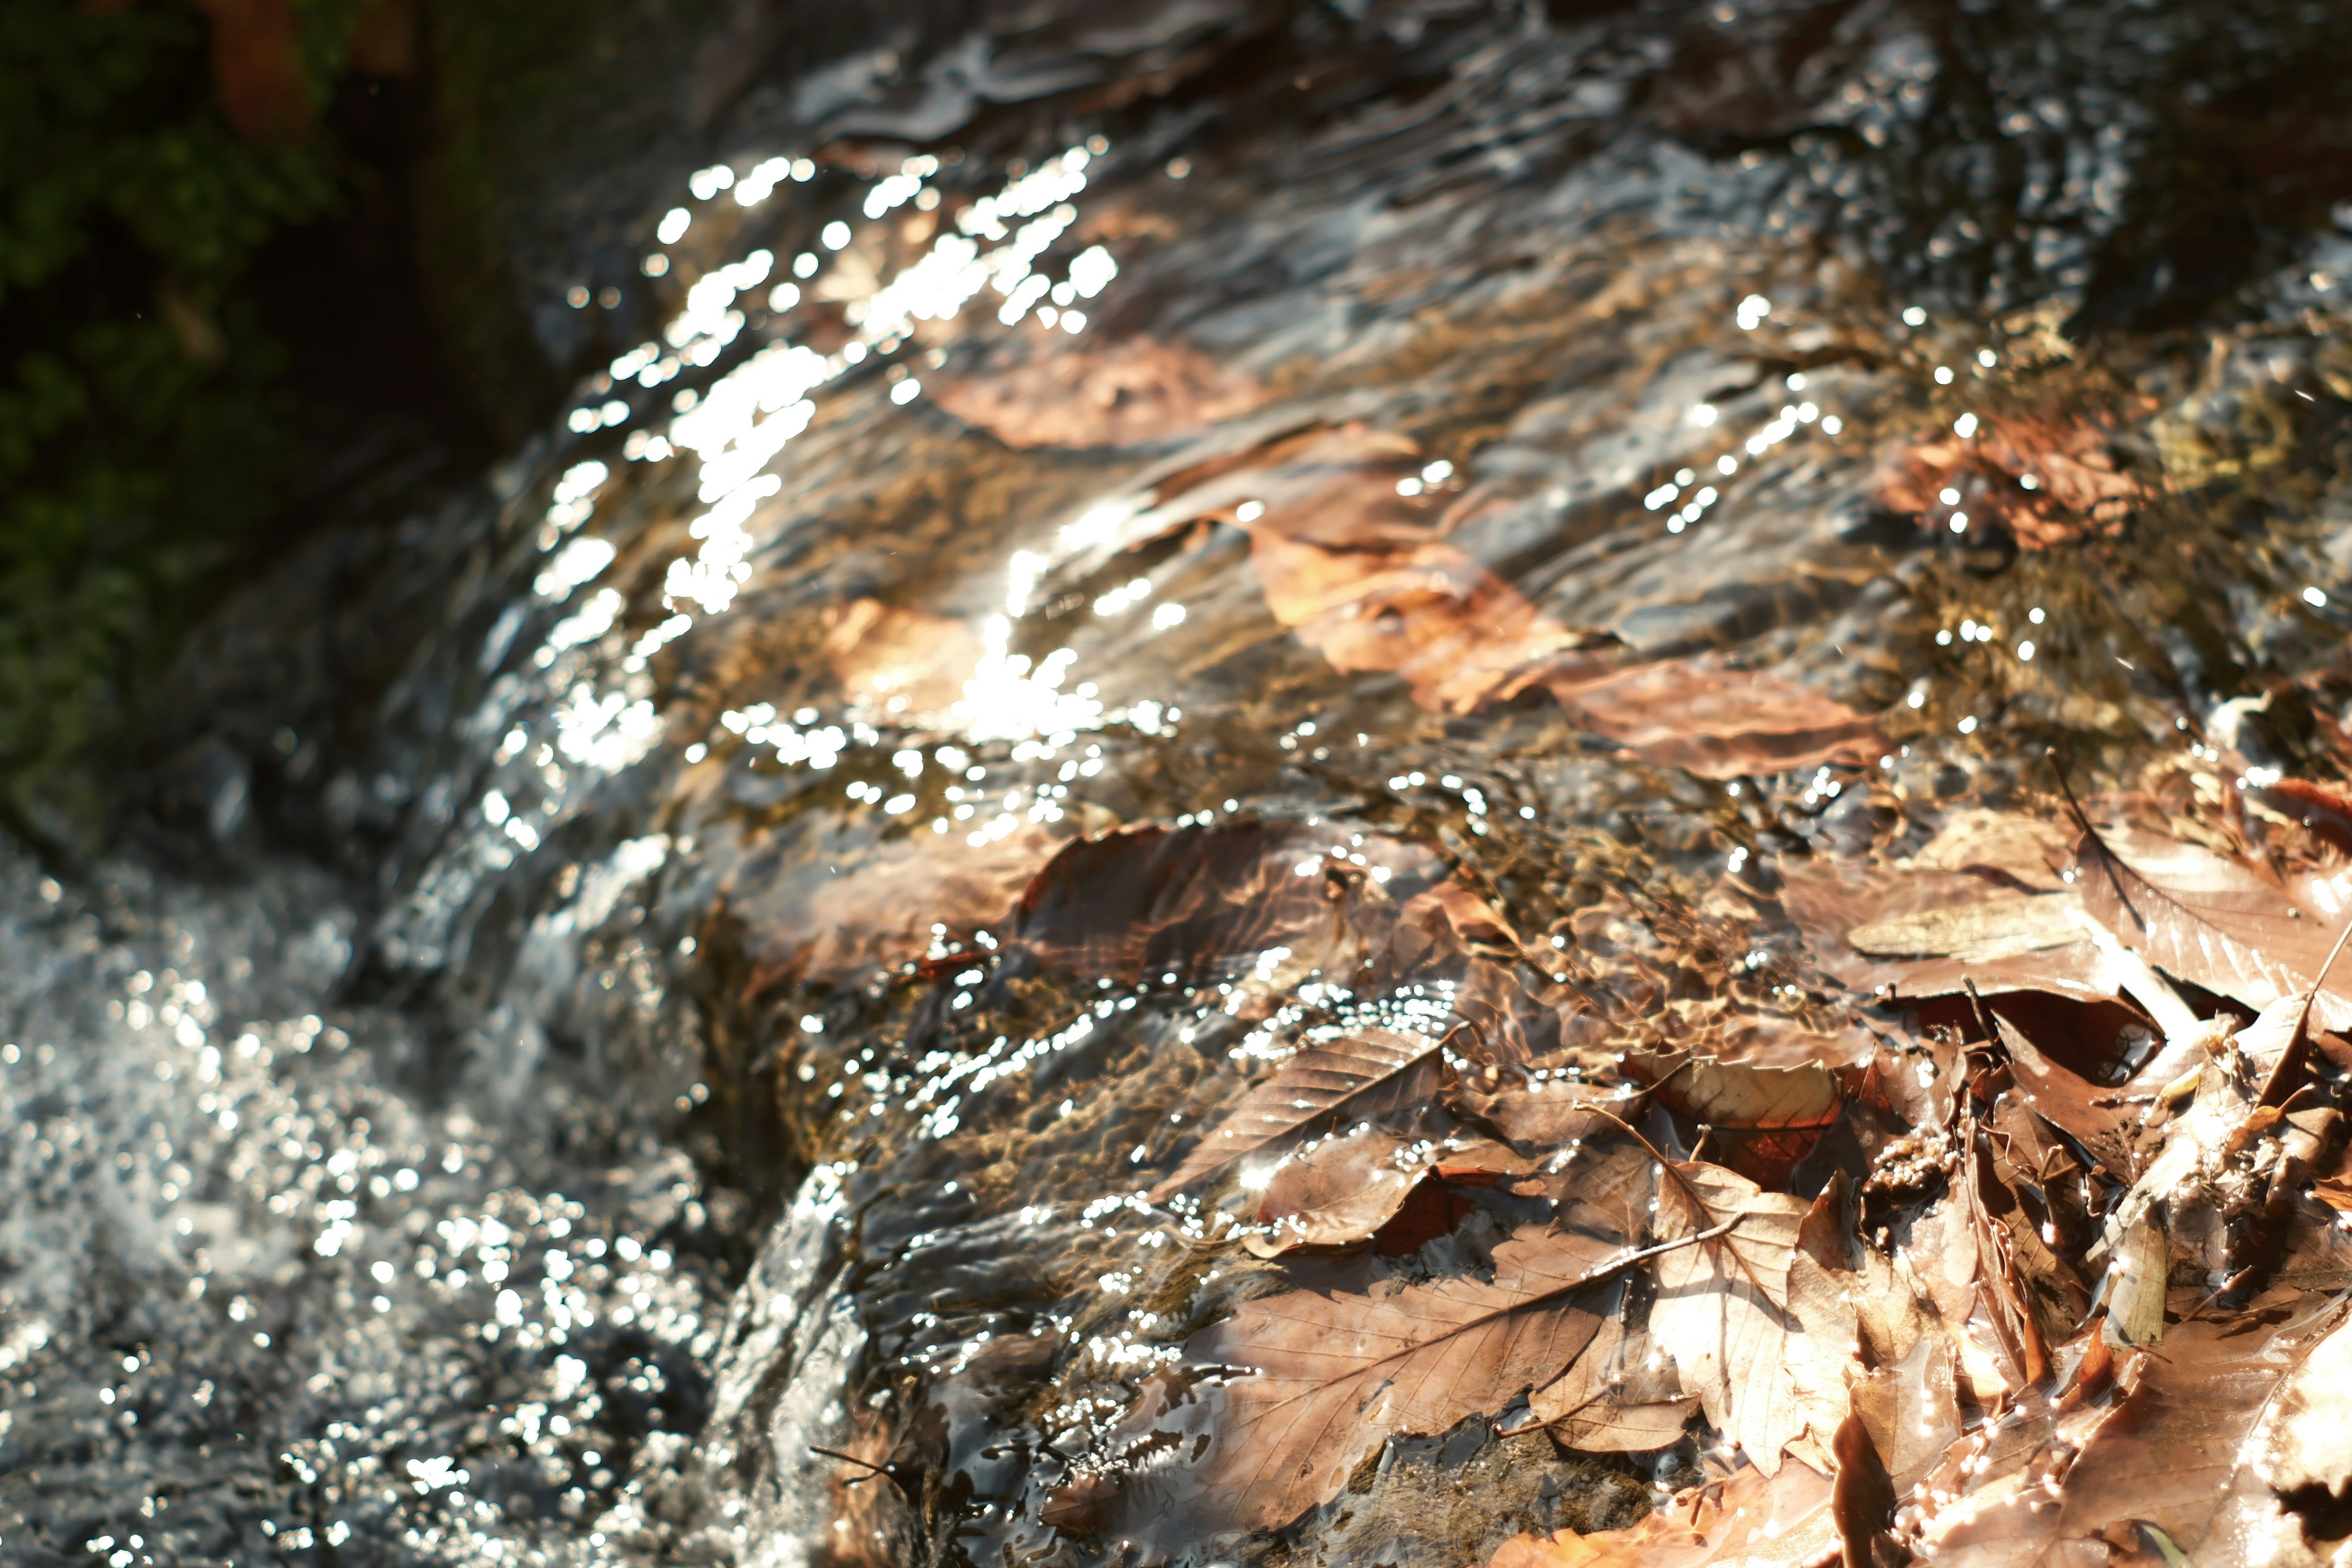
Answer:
(13, 1, 2352, 1563)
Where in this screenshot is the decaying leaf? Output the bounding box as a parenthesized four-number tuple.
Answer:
(1531, 659, 1883, 780)
(1875, 409, 2143, 551)
(1066, 1219, 1636, 1532)
(1032, 788, 2352, 1559)
(1623, 1049, 1844, 1184)
(1846, 892, 2090, 965)
(1243, 1120, 1533, 1256)
(1526, 1298, 1699, 1453)
(2075, 823, 2352, 1032)
(1481, 1462, 1838, 1568)
(1146, 1028, 1444, 1201)
(1649, 1161, 1853, 1476)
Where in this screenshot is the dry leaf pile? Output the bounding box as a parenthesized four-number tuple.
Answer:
(1037, 772, 2352, 1566)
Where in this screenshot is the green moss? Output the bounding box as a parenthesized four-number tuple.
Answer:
(0, 0, 363, 836)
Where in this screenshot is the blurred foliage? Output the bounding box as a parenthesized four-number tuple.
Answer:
(0, 0, 370, 835)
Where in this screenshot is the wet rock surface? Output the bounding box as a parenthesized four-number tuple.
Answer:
(15, 1, 2352, 1564)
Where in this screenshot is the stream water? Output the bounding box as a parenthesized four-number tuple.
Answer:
(12, 1, 2352, 1564)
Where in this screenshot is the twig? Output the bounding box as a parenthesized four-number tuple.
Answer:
(809, 1446, 894, 1488)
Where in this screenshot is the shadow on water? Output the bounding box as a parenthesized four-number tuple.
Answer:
(12, 0, 2352, 1564)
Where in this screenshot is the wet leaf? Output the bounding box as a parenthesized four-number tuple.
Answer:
(2074, 823, 2352, 1031)
(1146, 1028, 1444, 1200)
(1074, 1220, 1635, 1532)
(1480, 1462, 1837, 1568)
(1244, 1120, 1534, 1256)
(1527, 1297, 1698, 1453)
(1919, 1301, 2350, 1561)
(1529, 658, 1883, 780)
(1623, 1049, 1844, 1185)
(1650, 1161, 1853, 1474)
(1845, 892, 2090, 965)
(1877, 410, 2143, 551)
(1830, 1412, 1897, 1568)
(1009, 820, 1409, 989)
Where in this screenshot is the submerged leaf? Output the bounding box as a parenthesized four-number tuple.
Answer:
(1077, 1220, 1635, 1533)
(1531, 658, 1883, 780)
(1147, 1028, 1444, 1201)
(1482, 1462, 1837, 1568)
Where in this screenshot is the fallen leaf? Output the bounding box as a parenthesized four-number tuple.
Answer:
(1903, 810, 2076, 892)
(1528, 1295, 1699, 1452)
(1779, 858, 2119, 1005)
(1920, 1300, 2350, 1561)
(1479, 1463, 1837, 1568)
(1877, 410, 2142, 551)
(1650, 1161, 1853, 1474)
(1845, 1332, 1961, 1493)
(1245, 1120, 1534, 1256)
(926, 335, 1266, 449)
(1531, 660, 1883, 780)
(1146, 1028, 1444, 1201)
(1846, 892, 2090, 966)
(1830, 1413, 1896, 1568)
(2074, 823, 2352, 1032)
(820, 598, 983, 712)
(1073, 1219, 1638, 1533)
(2253, 1308, 2352, 1502)
(1009, 820, 1406, 990)
(1624, 1049, 1844, 1186)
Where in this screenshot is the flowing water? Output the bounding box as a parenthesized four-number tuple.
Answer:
(12, 1, 2352, 1563)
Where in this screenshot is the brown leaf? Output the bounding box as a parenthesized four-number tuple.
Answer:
(1245, 1121, 1535, 1256)
(2103, 1216, 2168, 1350)
(1904, 810, 2076, 892)
(1624, 1049, 1844, 1186)
(1146, 1028, 1444, 1201)
(1986, 1008, 2144, 1169)
(926, 335, 1267, 449)
(1010, 820, 1412, 990)
(1920, 1300, 2350, 1561)
(1846, 892, 2090, 967)
(1532, 659, 1883, 780)
(2074, 823, 2352, 1032)
(2255, 1309, 2352, 1502)
(1779, 859, 2117, 1005)
(820, 598, 983, 712)
(1153, 428, 1880, 773)
(1876, 410, 2142, 551)
(1076, 1220, 1635, 1533)
(1479, 1463, 1837, 1568)
(1651, 1161, 1853, 1474)
(1846, 1332, 1961, 1493)
(1528, 1300, 1698, 1453)
(1830, 1413, 1896, 1568)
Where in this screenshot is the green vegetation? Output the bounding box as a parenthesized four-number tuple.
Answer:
(0, 0, 370, 833)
